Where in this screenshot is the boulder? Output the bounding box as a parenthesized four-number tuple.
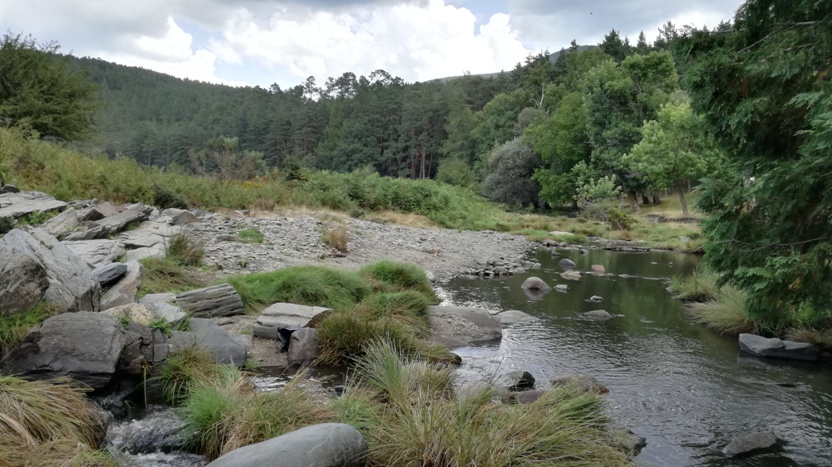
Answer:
(591, 264, 606, 274)
(554, 284, 568, 292)
(254, 303, 331, 340)
(507, 389, 546, 404)
(2, 229, 100, 313)
(0, 184, 20, 193)
(493, 309, 536, 325)
(0, 312, 125, 388)
(100, 261, 143, 311)
(498, 370, 535, 392)
(287, 328, 320, 367)
(615, 429, 647, 455)
(739, 333, 818, 362)
(103, 302, 188, 328)
(167, 330, 197, 354)
(105, 406, 190, 455)
(0, 234, 49, 316)
(118, 230, 166, 249)
(175, 284, 245, 318)
(723, 432, 778, 457)
(93, 205, 153, 236)
(188, 318, 246, 366)
(206, 423, 367, 467)
(82, 202, 120, 221)
(125, 245, 166, 262)
(171, 211, 200, 226)
(139, 293, 177, 304)
(64, 239, 126, 267)
(520, 276, 551, 291)
(63, 225, 108, 241)
(93, 262, 129, 287)
(584, 310, 613, 320)
(41, 207, 79, 237)
(551, 374, 609, 394)
(559, 258, 576, 270)
(428, 305, 502, 346)
(0, 191, 67, 222)
(560, 270, 582, 281)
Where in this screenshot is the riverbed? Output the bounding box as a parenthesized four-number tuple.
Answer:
(439, 247, 832, 466)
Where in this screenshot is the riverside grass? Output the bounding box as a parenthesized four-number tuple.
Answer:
(332, 340, 632, 467)
(0, 376, 116, 466)
(0, 302, 58, 356)
(0, 127, 696, 248)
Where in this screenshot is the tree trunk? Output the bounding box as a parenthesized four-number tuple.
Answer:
(652, 192, 661, 204)
(628, 192, 641, 213)
(677, 182, 689, 216)
(641, 193, 650, 205)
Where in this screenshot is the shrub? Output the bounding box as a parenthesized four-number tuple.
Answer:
(480, 138, 542, 208)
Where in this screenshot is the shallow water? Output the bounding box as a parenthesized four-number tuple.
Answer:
(441, 247, 832, 466)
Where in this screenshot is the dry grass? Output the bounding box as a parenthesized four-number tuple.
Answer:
(362, 211, 439, 229)
(0, 376, 111, 466)
(321, 225, 349, 253)
(166, 228, 206, 266)
(785, 327, 832, 351)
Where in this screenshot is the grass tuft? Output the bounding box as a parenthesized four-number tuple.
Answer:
(0, 302, 58, 356)
(689, 286, 758, 335)
(671, 268, 720, 302)
(238, 228, 264, 244)
(156, 347, 223, 405)
(321, 225, 349, 253)
(166, 229, 206, 267)
(139, 256, 210, 296)
(359, 261, 438, 302)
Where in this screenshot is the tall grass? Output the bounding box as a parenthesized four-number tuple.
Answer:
(0, 376, 114, 466)
(689, 286, 758, 335)
(359, 261, 438, 302)
(671, 268, 720, 302)
(321, 225, 349, 253)
(166, 229, 206, 267)
(332, 340, 631, 466)
(139, 256, 210, 296)
(0, 302, 58, 356)
(156, 347, 224, 405)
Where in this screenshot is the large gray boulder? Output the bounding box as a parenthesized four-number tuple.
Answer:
(93, 262, 128, 287)
(188, 318, 246, 366)
(520, 277, 551, 291)
(63, 239, 125, 267)
(0, 234, 49, 316)
(207, 423, 367, 467)
(428, 305, 502, 347)
(287, 328, 320, 367)
(739, 333, 818, 362)
(100, 260, 143, 311)
(254, 303, 331, 340)
(41, 207, 80, 237)
(0, 191, 67, 222)
(103, 302, 188, 328)
(723, 432, 778, 457)
(175, 284, 245, 318)
(2, 229, 100, 313)
(0, 312, 125, 388)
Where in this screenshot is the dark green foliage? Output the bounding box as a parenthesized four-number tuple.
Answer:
(678, 0, 832, 324)
(0, 34, 98, 141)
(152, 183, 189, 209)
(480, 138, 541, 208)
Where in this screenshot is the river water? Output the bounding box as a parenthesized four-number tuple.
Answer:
(440, 247, 832, 466)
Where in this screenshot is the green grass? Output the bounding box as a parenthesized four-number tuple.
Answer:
(689, 286, 758, 335)
(0, 376, 113, 466)
(156, 347, 223, 405)
(671, 268, 720, 302)
(332, 340, 632, 466)
(238, 228, 264, 244)
(166, 229, 205, 266)
(359, 261, 438, 302)
(139, 256, 210, 296)
(0, 302, 58, 356)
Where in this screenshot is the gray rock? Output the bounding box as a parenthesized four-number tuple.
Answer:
(499, 370, 535, 391)
(63, 225, 108, 241)
(188, 318, 246, 366)
(591, 264, 606, 274)
(615, 429, 647, 455)
(167, 330, 197, 354)
(554, 284, 568, 292)
(560, 270, 582, 281)
(739, 333, 818, 362)
(118, 230, 165, 249)
(428, 305, 502, 345)
(288, 328, 320, 366)
(63, 239, 125, 267)
(0, 191, 67, 221)
(425, 271, 436, 283)
(584, 310, 613, 320)
(105, 406, 190, 455)
(100, 260, 143, 311)
(207, 423, 367, 467)
(254, 303, 331, 340)
(0, 233, 49, 316)
(84, 202, 121, 221)
(111, 452, 208, 467)
(0, 184, 21, 193)
(175, 284, 245, 318)
(93, 205, 153, 236)
(41, 207, 79, 237)
(507, 390, 547, 404)
(171, 211, 200, 226)
(125, 245, 166, 262)
(139, 293, 177, 304)
(3, 229, 100, 312)
(0, 312, 125, 388)
(551, 374, 609, 394)
(588, 295, 603, 303)
(493, 309, 536, 325)
(520, 276, 551, 291)
(723, 432, 778, 457)
(103, 302, 188, 327)
(559, 258, 576, 270)
(94, 262, 128, 287)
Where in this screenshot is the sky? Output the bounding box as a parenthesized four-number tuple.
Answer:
(0, 0, 745, 89)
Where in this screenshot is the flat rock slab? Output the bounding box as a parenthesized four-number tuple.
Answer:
(428, 305, 502, 346)
(93, 205, 153, 235)
(41, 207, 80, 237)
(0, 312, 125, 389)
(207, 423, 367, 467)
(188, 318, 246, 366)
(739, 333, 818, 362)
(118, 230, 166, 249)
(125, 244, 166, 262)
(723, 432, 778, 457)
(94, 262, 128, 287)
(254, 303, 331, 340)
(63, 239, 125, 267)
(561, 270, 582, 281)
(103, 302, 187, 327)
(0, 191, 67, 221)
(175, 284, 244, 318)
(492, 309, 536, 325)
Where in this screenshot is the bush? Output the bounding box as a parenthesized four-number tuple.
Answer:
(480, 138, 541, 208)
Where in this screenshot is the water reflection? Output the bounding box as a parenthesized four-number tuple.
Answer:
(443, 248, 832, 466)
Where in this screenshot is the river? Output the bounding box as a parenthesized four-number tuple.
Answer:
(439, 247, 832, 466)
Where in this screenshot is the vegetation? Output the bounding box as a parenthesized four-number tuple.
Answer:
(332, 340, 632, 466)
(237, 228, 264, 244)
(0, 302, 58, 356)
(157, 347, 227, 405)
(0, 376, 114, 466)
(321, 225, 349, 253)
(139, 256, 211, 296)
(166, 229, 206, 267)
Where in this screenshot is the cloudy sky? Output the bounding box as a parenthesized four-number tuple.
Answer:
(0, 0, 744, 89)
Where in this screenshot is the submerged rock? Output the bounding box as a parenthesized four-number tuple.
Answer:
(558, 258, 576, 270)
(551, 374, 609, 394)
(584, 310, 613, 320)
(499, 370, 536, 392)
(560, 270, 582, 281)
(520, 276, 551, 291)
(739, 333, 818, 362)
(723, 432, 778, 457)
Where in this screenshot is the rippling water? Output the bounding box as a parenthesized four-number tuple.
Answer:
(441, 248, 832, 466)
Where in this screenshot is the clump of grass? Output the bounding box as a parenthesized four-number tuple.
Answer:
(785, 327, 832, 351)
(671, 268, 720, 302)
(322, 225, 349, 253)
(359, 261, 438, 302)
(139, 256, 209, 296)
(238, 228, 264, 244)
(0, 302, 58, 356)
(156, 347, 222, 405)
(332, 340, 631, 466)
(180, 365, 332, 459)
(689, 286, 758, 335)
(355, 291, 432, 336)
(0, 376, 110, 465)
(166, 229, 206, 266)
(228, 265, 371, 312)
